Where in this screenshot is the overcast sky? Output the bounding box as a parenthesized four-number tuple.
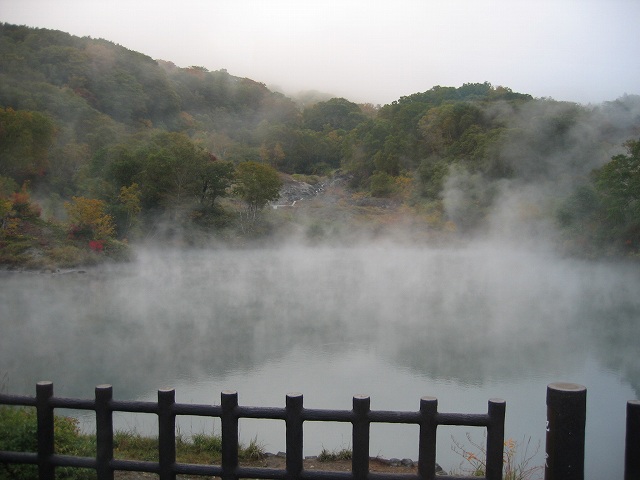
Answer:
(3, 0, 640, 105)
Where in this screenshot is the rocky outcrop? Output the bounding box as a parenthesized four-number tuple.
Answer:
(272, 179, 327, 208)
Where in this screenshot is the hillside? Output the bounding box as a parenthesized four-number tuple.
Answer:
(1, 22, 640, 266)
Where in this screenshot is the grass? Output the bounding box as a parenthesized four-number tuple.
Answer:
(317, 446, 352, 462)
(0, 406, 265, 479)
(113, 429, 265, 464)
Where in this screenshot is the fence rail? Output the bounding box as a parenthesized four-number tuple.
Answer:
(0, 382, 638, 480)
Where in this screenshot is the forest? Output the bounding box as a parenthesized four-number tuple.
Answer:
(1, 22, 639, 267)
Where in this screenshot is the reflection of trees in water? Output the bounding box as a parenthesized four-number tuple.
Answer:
(2, 249, 639, 402)
(387, 280, 640, 393)
(584, 301, 640, 398)
(382, 319, 585, 386)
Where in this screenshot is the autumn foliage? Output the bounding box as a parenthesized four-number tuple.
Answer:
(64, 196, 116, 241)
(9, 183, 42, 219)
(0, 183, 41, 237)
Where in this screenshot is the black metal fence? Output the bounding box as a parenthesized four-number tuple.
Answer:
(0, 381, 638, 480)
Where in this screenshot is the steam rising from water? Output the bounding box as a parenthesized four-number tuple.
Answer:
(443, 96, 640, 243)
(1, 243, 638, 477)
(2, 243, 638, 394)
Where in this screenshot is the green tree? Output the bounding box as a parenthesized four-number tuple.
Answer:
(417, 102, 484, 157)
(557, 138, 640, 256)
(199, 159, 235, 206)
(102, 131, 211, 212)
(417, 156, 449, 200)
(302, 97, 366, 132)
(0, 175, 18, 197)
(233, 161, 282, 222)
(342, 118, 393, 187)
(369, 171, 396, 197)
(0, 107, 55, 183)
(592, 139, 640, 245)
(117, 182, 142, 233)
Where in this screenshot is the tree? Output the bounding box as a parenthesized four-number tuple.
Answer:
(198, 159, 235, 206)
(0, 107, 55, 183)
(272, 142, 286, 167)
(233, 162, 282, 222)
(64, 196, 116, 240)
(9, 182, 41, 219)
(0, 197, 12, 232)
(142, 132, 210, 206)
(117, 182, 142, 233)
(417, 157, 449, 200)
(592, 139, 640, 243)
(0, 182, 40, 236)
(369, 171, 396, 197)
(0, 175, 18, 198)
(557, 138, 640, 256)
(102, 131, 211, 212)
(302, 97, 366, 132)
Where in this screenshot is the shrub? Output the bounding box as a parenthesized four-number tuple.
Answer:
(0, 406, 95, 480)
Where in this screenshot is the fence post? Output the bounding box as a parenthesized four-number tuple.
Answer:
(95, 385, 114, 480)
(545, 383, 586, 480)
(486, 398, 506, 480)
(158, 388, 176, 480)
(418, 397, 438, 480)
(352, 395, 370, 480)
(286, 393, 304, 480)
(625, 400, 640, 480)
(221, 390, 239, 480)
(36, 381, 55, 480)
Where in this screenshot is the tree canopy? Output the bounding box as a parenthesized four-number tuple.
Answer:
(233, 161, 282, 217)
(2, 23, 640, 258)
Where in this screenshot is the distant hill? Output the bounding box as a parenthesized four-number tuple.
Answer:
(1, 22, 640, 261)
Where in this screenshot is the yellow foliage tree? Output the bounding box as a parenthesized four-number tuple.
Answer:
(0, 198, 13, 233)
(64, 196, 116, 240)
(118, 183, 142, 231)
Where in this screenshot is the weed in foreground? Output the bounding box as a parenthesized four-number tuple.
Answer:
(451, 433, 543, 480)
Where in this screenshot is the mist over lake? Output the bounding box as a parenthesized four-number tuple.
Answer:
(1, 243, 638, 478)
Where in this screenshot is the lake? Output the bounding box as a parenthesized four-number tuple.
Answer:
(1, 243, 638, 478)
